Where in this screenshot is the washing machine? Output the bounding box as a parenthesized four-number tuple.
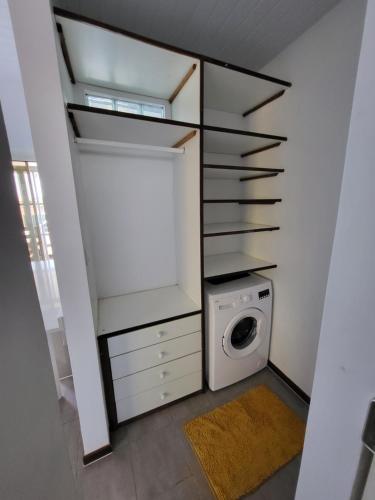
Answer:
(205, 273, 272, 391)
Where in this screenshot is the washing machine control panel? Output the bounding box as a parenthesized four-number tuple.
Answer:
(258, 289, 270, 300)
(240, 294, 251, 303)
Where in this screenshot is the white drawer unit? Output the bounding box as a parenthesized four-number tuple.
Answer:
(110, 331, 201, 380)
(113, 352, 202, 400)
(108, 314, 201, 357)
(116, 371, 202, 422)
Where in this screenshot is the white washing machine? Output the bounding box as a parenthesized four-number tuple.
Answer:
(205, 273, 272, 391)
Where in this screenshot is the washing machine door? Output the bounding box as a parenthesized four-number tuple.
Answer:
(222, 308, 266, 360)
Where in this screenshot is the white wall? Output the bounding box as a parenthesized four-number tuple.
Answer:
(78, 151, 178, 297)
(296, 1, 375, 497)
(0, 106, 80, 500)
(0, 0, 34, 160)
(8, 0, 110, 455)
(241, 0, 367, 395)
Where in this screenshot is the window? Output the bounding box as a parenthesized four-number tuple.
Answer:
(86, 94, 165, 119)
(13, 161, 53, 261)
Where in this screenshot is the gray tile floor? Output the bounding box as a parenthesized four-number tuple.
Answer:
(59, 368, 308, 500)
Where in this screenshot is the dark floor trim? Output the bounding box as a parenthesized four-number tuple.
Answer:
(83, 444, 113, 465)
(268, 361, 310, 404)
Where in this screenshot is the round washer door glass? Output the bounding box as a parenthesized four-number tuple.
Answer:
(222, 308, 266, 360)
(231, 316, 257, 350)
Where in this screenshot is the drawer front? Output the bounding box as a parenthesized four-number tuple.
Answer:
(113, 352, 202, 401)
(116, 371, 202, 422)
(110, 331, 201, 380)
(108, 314, 201, 357)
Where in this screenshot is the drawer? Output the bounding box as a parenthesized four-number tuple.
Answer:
(108, 314, 201, 357)
(116, 371, 202, 422)
(113, 352, 202, 401)
(111, 331, 201, 380)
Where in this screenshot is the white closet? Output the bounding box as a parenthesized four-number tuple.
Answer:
(54, 7, 290, 428)
(55, 10, 202, 427)
(203, 62, 289, 279)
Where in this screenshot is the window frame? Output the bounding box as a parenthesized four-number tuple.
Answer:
(85, 91, 166, 119)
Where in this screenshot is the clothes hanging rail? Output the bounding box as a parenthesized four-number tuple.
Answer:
(75, 138, 185, 154)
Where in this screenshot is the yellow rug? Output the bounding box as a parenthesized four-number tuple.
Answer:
(184, 384, 305, 500)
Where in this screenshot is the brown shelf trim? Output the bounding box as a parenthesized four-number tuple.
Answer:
(97, 309, 202, 339)
(173, 130, 197, 148)
(206, 264, 277, 280)
(243, 89, 285, 117)
(204, 164, 284, 173)
(66, 103, 199, 130)
(56, 22, 76, 84)
(204, 125, 287, 142)
(239, 172, 279, 182)
(204, 226, 280, 237)
(68, 111, 80, 137)
(204, 199, 281, 204)
(241, 142, 281, 158)
(169, 64, 197, 103)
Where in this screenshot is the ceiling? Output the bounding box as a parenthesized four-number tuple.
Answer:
(53, 0, 342, 70)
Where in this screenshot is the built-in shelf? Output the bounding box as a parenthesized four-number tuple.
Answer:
(98, 285, 201, 336)
(204, 222, 280, 237)
(56, 12, 200, 102)
(67, 104, 198, 148)
(204, 164, 284, 180)
(204, 199, 281, 205)
(204, 252, 276, 279)
(203, 128, 285, 157)
(204, 61, 290, 116)
(204, 125, 287, 142)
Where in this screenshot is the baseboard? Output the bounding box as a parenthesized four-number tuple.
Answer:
(268, 361, 310, 404)
(83, 444, 113, 466)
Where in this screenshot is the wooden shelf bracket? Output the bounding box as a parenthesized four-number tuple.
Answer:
(169, 64, 197, 104)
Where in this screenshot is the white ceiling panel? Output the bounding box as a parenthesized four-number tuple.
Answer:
(54, 0, 342, 70)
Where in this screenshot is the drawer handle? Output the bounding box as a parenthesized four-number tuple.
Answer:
(159, 371, 167, 380)
(158, 351, 166, 359)
(157, 331, 166, 338)
(160, 392, 169, 400)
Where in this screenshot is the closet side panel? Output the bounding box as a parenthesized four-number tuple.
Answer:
(69, 138, 99, 330)
(174, 132, 201, 306)
(171, 61, 200, 124)
(79, 152, 177, 298)
(9, 0, 109, 455)
(55, 19, 100, 329)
